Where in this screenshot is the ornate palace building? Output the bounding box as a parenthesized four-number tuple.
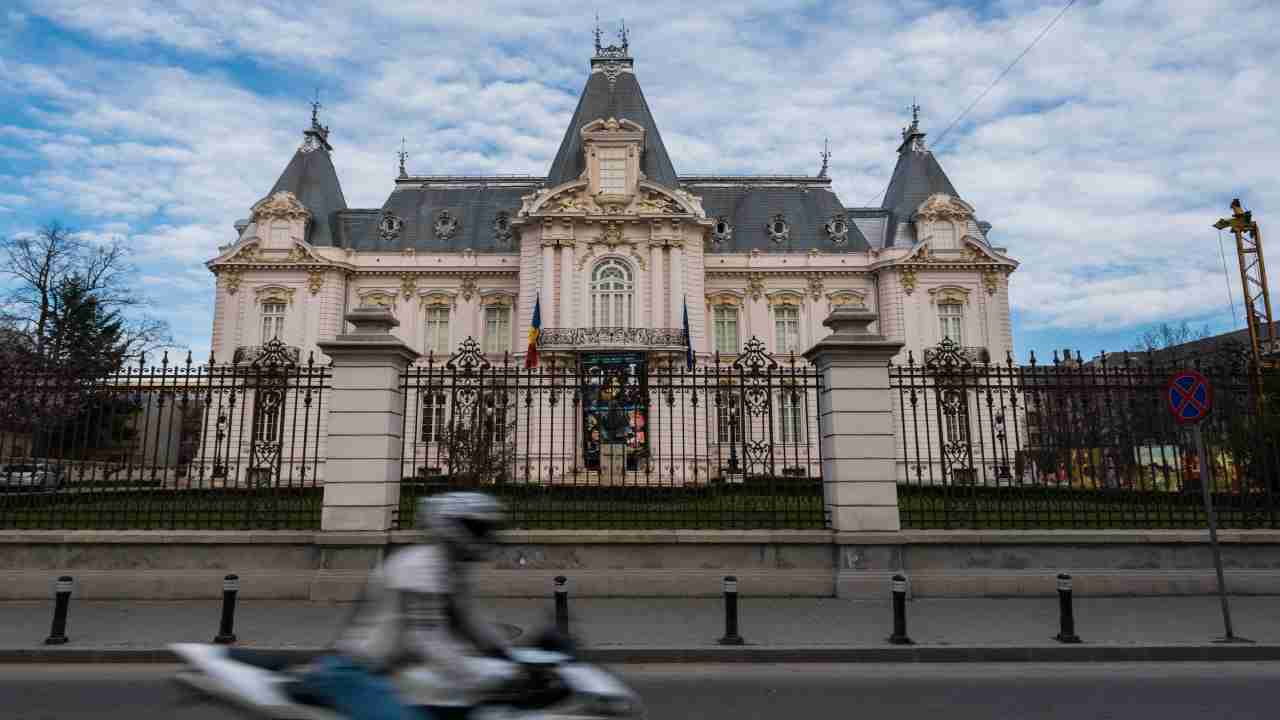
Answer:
(206, 34, 1018, 386)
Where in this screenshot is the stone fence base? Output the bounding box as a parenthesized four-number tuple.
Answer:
(3, 530, 1280, 601)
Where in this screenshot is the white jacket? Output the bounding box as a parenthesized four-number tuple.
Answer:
(336, 544, 517, 697)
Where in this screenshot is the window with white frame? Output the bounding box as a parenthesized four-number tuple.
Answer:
(938, 301, 964, 345)
(424, 306, 450, 355)
(261, 301, 286, 342)
(598, 147, 627, 194)
(420, 392, 446, 443)
(717, 392, 741, 445)
(713, 306, 740, 355)
(591, 259, 633, 328)
(252, 389, 284, 443)
(779, 387, 805, 444)
(774, 305, 801, 354)
(483, 305, 511, 354)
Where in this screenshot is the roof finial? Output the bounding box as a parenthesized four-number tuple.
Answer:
(818, 138, 831, 179)
(899, 102, 926, 153)
(911, 100, 920, 129)
(311, 88, 323, 130)
(594, 12, 603, 55)
(618, 18, 628, 54)
(300, 89, 332, 153)
(397, 137, 408, 179)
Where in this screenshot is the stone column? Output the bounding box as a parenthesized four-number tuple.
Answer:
(317, 307, 420, 532)
(559, 242, 575, 328)
(802, 306, 904, 533)
(669, 243, 684, 328)
(541, 243, 556, 326)
(650, 242, 664, 328)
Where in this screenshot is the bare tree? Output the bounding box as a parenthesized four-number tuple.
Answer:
(1132, 321, 1213, 354)
(1, 223, 171, 361)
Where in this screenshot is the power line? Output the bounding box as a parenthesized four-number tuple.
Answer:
(860, 0, 1078, 207)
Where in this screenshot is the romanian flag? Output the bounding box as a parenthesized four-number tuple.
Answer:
(525, 294, 542, 369)
(683, 296, 694, 369)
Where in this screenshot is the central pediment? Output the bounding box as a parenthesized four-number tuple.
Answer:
(520, 179, 706, 219)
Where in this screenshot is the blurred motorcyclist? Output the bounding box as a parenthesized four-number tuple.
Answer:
(295, 492, 519, 720)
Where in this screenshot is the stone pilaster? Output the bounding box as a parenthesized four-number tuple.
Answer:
(803, 307, 905, 532)
(317, 307, 419, 532)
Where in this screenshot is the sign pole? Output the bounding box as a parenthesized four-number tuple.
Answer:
(1193, 424, 1237, 641)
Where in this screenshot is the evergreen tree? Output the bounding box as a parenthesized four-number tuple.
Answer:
(45, 276, 127, 380)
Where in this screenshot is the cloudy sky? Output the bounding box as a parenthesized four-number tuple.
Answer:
(1, 0, 1277, 363)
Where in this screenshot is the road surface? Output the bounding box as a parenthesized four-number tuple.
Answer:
(4, 662, 1277, 718)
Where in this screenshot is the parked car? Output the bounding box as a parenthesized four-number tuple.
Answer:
(0, 462, 64, 490)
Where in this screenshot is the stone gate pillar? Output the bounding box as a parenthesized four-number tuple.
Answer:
(317, 307, 419, 532)
(803, 306, 904, 532)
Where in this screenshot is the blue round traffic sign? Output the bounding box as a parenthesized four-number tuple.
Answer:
(1166, 369, 1212, 425)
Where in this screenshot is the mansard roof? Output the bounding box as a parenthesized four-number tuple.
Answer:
(880, 118, 961, 246)
(269, 118, 348, 247)
(683, 177, 870, 253)
(546, 54, 677, 187)
(332, 177, 540, 252)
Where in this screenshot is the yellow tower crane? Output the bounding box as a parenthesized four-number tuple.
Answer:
(1214, 199, 1276, 368)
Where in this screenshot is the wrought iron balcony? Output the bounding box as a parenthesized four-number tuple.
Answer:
(537, 327, 688, 350)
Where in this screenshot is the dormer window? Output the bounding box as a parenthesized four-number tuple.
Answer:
(599, 148, 627, 194)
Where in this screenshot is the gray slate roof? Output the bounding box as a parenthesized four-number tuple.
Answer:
(879, 126, 960, 248)
(686, 181, 869, 253)
(270, 142, 347, 247)
(333, 181, 539, 252)
(547, 58, 678, 187)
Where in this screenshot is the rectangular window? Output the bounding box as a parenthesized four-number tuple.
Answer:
(252, 390, 284, 443)
(779, 389, 805, 444)
(939, 302, 964, 345)
(424, 306, 450, 356)
(261, 302, 286, 343)
(420, 392, 446, 443)
(483, 306, 511, 354)
(599, 148, 626, 194)
(713, 306, 739, 355)
(774, 305, 801, 354)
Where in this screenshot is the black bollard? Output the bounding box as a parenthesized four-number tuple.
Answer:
(44, 576, 74, 645)
(1054, 573, 1081, 644)
(554, 575, 569, 636)
(214, 574, 240, 644)
(888, 574, 913, 645)
(717, 576, 745, 646)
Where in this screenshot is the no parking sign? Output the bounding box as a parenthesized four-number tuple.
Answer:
(1166, 369, 1213, 425)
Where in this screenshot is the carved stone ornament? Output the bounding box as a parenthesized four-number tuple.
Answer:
(706, 291, 743, 308)
(400, 273, 417, 299)
(556, 192, 589, 213)
(748, 273, 766, 301)
(824, 214, 850, 246)
(361, 291, 396, 308)
(600, 62, 626, 85)
(602, 222, 623, 246)
(480, 293, 514, 308)
(255, 285, 296, 305)
(767, 291, 803, 307)
(419, 292, 454, 308)
(711, 216, 734, 245)
(915, 193, 975, 223)
(231, 244, 259, 262)
(807, 275, 825, 300)
(307, 270, 325, 295)
(635, 192, 675, 214)
(459, 276, 478, 301)
(929, 286, 971, 305)
(900, 267, 918, 295)
(221, 268, 243, 295)
(983, 269, 1001, 295)
(827, 291, 866, 309)
(493, 211, 513, 243)
(379, 212, 403, 242)
(250, 191, 311, 224)
(434, 210, 459, 241)
(765, 214, 790, 244)
(402, 246, 417, 257)
(300, 134, 322, 154)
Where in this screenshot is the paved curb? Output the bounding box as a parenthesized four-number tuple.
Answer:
(4, 644, 1280, 664)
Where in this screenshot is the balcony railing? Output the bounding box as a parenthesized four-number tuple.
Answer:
(537, 327, 688, 350)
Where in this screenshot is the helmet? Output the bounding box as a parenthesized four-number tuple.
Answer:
(418, 492, 506, 560)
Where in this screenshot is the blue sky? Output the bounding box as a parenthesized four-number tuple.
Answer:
(2, 0, 1278, 363)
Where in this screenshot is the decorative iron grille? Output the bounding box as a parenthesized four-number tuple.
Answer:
(891, 339, 1280, 529)
(399, 336, 825, 529)
(537, 327, 689, 348)
(0, 338, 330, 530)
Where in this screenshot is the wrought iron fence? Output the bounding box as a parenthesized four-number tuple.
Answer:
(891, 339, 1280, 529)
(398, 337, 825, 529)
(0, 339, 330, 530)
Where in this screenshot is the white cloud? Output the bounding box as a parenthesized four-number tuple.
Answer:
(3, 0, 1279, 358)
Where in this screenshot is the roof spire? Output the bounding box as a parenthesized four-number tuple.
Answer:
(594, 12, 603, 55)
(592, 15, 630, 60)
(301, 89, 332, 153)
(397, 137, 408, 179)
(898, 102, 926, 154)
(818, 138, 831, 178)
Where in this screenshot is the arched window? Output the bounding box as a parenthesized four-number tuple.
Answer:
(591, 259, 633, 328)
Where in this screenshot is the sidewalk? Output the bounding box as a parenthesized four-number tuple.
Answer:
(3, 596, 1280, 662)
